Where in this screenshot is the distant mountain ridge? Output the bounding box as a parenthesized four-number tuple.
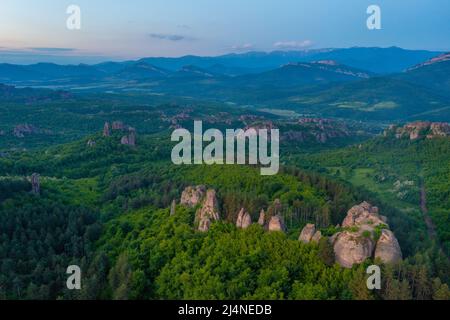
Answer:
(0, 47, 443, 84)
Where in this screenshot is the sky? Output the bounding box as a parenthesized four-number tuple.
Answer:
(1, 0, 449, 64)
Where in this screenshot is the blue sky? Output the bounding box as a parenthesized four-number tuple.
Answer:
(1, 0, 449, 64)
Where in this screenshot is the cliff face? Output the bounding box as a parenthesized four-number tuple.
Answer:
(384, 122, 450, 140)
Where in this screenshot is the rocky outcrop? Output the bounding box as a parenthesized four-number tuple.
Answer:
(342, 201, 386, 228)
(268, 215, 285, 232)
(334, 232, 375, 268)
(31, 173, 40, 195)
(170, 200, 176, 216)
(332, 202, 402, 268)
(385, 122, 450, 140)
(258, 209, 265, 226)
(180, 185, 206, 207)
(299, 224, 316, 243)
(311, 231, 322, 243)
(103, 122, 111, 137)
(13, 124, 41, 138)
(198, 217, 211, 232)
(121, 128, 136, 146)
(374, 229, 402, 264)
(196, 189, 220, 231)
(112, 121, 125, 130)
(236, 208, 252, 229)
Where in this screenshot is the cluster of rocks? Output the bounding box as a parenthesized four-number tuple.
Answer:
(178, 187, 402, 268)
(283, 118, 352, 144)
(102, 121, 137, 146)
(384, 122, 450, 140)
(300, 201, 402, 268)
(299, 224, 322, 243)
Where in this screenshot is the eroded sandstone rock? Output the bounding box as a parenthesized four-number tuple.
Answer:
(180, 185, 206, 207)
(334, 231, 375, 268)
(333, 202, 401, 268)
(268, 215, 285, 232)
(258, 209, 265, 226)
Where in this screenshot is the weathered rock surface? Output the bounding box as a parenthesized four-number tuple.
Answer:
(121, 128, 136, 146)
(13, 124, 41, 138)
(374, 229, 402, 264)
(385, 122, 450, 140)
(112, 121, 125, 130)
(299, 224, 316, 243)
(342, 201, 386, 228)
(236, 208, 252, 229)
(332, 202, 402, 268)
(268, 215, 285, 232)
(198, 217, 211, 232)
(311, 231, 322, 243)
(103, 122, 111, 137)
(170, 200, 176, 216)
(180, 185, 206, 207)
(196, 189, 220, 231)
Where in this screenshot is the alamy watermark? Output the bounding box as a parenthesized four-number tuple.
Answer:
(171, 121, 279, 175)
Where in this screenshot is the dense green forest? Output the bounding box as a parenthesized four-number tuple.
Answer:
(0, 129, 449, 300)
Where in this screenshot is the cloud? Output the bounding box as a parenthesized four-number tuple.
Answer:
(273, 40, 313, 50)
(29, 47, 76, 52)
(231, 43, 254, 52)
(149, 33, 193, 41)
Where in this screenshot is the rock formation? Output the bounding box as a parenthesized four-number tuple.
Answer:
(342, 201, 386, 228)
(31, 173, 40, 195)
(332, 202, 402, 268)
(384, 122, 450, 140)
(258, 209, 265, 226)
(333, 232, 375, 268)
(268, 215, 285, 232)
(103, 122, 111, 137)
(121, 128, 136, 146)
(374, 229, 402, 264)
(299, 224, 316, 243)
(180, 185, 206, 207)
(170, 200, 176, 216)
(13, 124, 41, 138)
(311, 231, 322, 243)
(112, 121, 125, 130)
(198, 217, 211, 232)
(236, 208, 252, 229)
(196, 189, 220, 231)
